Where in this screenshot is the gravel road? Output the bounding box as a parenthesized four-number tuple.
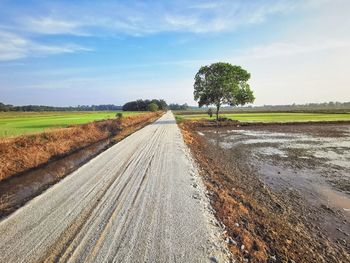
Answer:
(0, 112, 228, 263)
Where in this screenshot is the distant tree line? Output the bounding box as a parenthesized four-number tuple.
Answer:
(168, 103, 189, 110)
(0, 103, 122, 112)
(232, 101, 350, 112)
(122, 99, 167, 111)
(176, 101, 350, 115)
(0, 99, 169, 112)
(2, 101, 349, 112)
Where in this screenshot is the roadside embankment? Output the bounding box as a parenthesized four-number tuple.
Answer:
(0, 112, 162, 182)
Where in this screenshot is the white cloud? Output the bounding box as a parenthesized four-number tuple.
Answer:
(234, 40, 350, 60)
(8, 0, 340, 37)
(22, 17, 87, 35)
(0, 31, 91, 61)
(109, 38, 350, 68)
(164, 15, 198, 30)
(189, 2, 223, 10)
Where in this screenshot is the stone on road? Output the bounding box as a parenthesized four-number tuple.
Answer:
(0, 112, 227, 263)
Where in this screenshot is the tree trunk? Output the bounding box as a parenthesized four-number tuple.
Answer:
(216, 104, 220, 121)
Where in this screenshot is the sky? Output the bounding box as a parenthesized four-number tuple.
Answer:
(0, 0, 349, 106)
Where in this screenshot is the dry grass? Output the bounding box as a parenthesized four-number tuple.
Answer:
(0, 112, 161, 182)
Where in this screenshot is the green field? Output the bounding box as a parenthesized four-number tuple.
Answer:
(0, 111, 145, 138)
(174, 112, 350, 123)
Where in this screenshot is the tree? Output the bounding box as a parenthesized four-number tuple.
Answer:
(148, 102, 159, 112)
(169, 103, 188, 110)
(194, 62, 255, 120)
(0, 102, 11, 112)
(122, 99, 167, 111)
(154, 99, 168, 110)
(207, 108, 213, 118)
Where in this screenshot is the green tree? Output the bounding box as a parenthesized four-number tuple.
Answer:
(148, 102, 159, 112)
(194, 62, 255, 120)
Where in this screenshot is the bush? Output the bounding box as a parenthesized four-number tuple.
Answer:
(148, 103, 159, 112)
(116, 112, 123, 118)
(207, 108, 213, 117)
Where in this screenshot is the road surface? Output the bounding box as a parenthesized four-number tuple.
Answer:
(0, 112, 227, 263)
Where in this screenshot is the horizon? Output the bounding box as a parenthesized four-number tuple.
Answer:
(1, 0, 350, 106)
(2, 100, 350, 109)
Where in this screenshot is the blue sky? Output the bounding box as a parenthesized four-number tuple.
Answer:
(0, 0, 349, 106)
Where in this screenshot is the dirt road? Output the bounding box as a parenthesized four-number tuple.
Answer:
(0, 112, 226, 263)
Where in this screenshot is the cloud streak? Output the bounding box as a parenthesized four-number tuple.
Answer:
(234, 39, 350, 60)
(8, 0, 338, 36)
(21, 17, 87, 36)
(0, 0, 341, 62)
(0, 31, 91, 61)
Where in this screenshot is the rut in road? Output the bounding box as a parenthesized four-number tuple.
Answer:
(0, 112, 228, 263)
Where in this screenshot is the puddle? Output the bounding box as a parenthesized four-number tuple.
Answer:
(203, 127, 350, 170)
(317, 185, 350, 213)
(313, 149, 350, 169)
(257, 147, 288, 157)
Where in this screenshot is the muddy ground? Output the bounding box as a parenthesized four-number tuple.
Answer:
(181, 122, 350, 263)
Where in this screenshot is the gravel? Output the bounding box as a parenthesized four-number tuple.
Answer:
(0, 112, 229, 263)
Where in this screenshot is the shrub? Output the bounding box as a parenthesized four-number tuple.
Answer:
(116, 112, 123, 118)
(148, 103, 159, 112)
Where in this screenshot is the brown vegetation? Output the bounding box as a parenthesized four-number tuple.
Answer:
(180, 121, 349, 263)
(0, 112, 161, 182)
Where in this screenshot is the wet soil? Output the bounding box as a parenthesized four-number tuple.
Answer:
(181, 122, 350, 263)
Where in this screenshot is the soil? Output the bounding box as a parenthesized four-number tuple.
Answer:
(180, 121, 350, 263)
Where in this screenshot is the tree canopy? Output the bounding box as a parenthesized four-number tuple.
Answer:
(194, 62, 255, 120)
(148, 102, 159, 112)
(0, 103, 122, 112)
(122, 99, 167, 111)
(168, 103, 189, 110)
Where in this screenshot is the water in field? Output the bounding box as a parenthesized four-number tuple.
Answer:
(200, 123, 350, 241)
(211, 128, 350, 169)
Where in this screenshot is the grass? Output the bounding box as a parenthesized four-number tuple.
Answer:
(174, 112, 350, 123)
(0, 111, 146, 138)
